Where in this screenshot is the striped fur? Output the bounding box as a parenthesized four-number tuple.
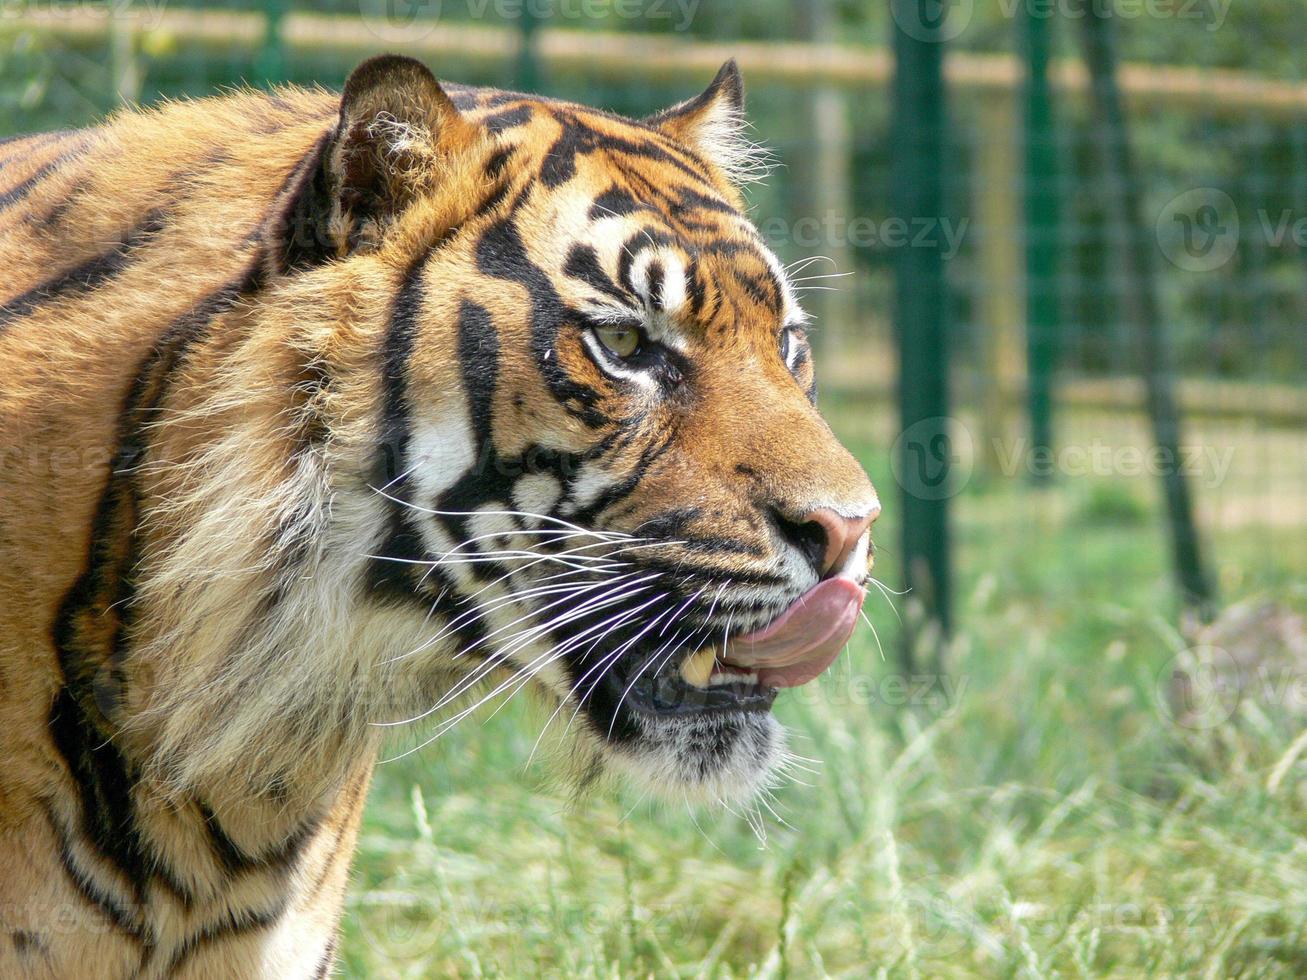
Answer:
(0, 56, 876, 976)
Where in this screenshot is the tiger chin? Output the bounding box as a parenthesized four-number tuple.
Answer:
(0, 54, 878, 978)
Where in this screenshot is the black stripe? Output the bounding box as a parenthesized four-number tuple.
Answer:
(563, 244, 631, 304)
(0, 209, 167, 328)
(47, 260, 264, 927)
(617, 170, 737, 239)
(476, 215, 607, 428)
(9, 930, 46, 956)
(312, 935, 339, 979)
(264, 130, 335, 273)
(570, 423, 678, 526)
(365, 257, 432, 602)
(163, 901, 285, 975)
(616, 228, 673, 295)
(731, 267, 781, 312)
(47, 688, 196, 909)
(199, 800, 317, 876)
(457, 299, 499, 448)
(538, 112, 712, 190)
(420, 299, 512, 578)
(484, 147, 513, 179)
(43, 802, 147, 942)
(34, 175, 86, 230)
(646, 260, 665, 311)
(588, 185, 643, 220)
(0, 151, 76, 212)
(685, 257, 707, 318)
(0, 131, 64, 172)
(483, 105, 533, 134)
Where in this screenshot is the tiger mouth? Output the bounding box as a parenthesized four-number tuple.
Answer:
(586, 576, 866, 721)
(597, 644, 779, 718)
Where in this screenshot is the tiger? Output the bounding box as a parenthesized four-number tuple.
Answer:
(0, 54, 879, 977)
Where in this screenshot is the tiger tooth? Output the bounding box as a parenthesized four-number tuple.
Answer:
(679, 645, 716, 689)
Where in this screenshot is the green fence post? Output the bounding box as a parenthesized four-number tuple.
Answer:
(1022, 6, 1059, 483)
(891, 0, 953, 653)
(257, 0, 287, 87)
(1078, 4, 1215, 615)
(515, 1, 544, 92)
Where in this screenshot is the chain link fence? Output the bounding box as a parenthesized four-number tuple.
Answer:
(3, 0, 1304, 636)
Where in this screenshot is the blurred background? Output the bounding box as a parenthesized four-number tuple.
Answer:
(4, 0, 1307, 975)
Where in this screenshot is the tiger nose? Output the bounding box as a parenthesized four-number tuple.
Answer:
(806, 506, 877, 578)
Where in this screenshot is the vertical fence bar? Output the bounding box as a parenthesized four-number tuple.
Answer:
(257, 0, 287, 87)
(891, 0, 953, 650)
(1078, 5, 1215, 615)
(975, 94, 1023, 477)
(794, 0, 855, 359)
(515, 0, 544, 92)
(1023, 6, 1060, 482)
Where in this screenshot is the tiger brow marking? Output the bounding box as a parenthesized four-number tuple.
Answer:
(475, 212, 609, 428)
(538, 109, 715, 190)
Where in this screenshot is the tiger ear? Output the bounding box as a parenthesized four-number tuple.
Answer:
(647, 60, 762, 185)
(270, 54, 477, 269)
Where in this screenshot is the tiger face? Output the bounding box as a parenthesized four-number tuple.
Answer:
(325, 57, 880, 802)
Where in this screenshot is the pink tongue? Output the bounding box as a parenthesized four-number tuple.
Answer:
(723, 577, 865, 688)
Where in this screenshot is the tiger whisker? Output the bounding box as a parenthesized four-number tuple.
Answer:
(383, 592, 665, 754)
(379, 572, 657, 675)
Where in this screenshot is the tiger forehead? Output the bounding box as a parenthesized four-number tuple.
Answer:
(454, 98, 801, 335)
(452, 89, 709, 182)
(532, 181, 798, 340)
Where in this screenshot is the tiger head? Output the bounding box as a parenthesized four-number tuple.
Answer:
(280, 56, 879, 803)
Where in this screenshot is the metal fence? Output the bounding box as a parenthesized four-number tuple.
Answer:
(4, 0, 1304, 642)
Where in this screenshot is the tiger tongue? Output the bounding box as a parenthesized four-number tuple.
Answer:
(722, 578, 865, 689)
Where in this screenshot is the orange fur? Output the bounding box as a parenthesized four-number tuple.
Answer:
(0, 57, 875, 977)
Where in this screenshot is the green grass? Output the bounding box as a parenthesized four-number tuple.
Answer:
(340, 402, 1307, 978)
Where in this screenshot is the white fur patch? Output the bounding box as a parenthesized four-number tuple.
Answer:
(407, 405, 479, 501)
(514, 472, 563, 517)
(560, 461, 618, 513)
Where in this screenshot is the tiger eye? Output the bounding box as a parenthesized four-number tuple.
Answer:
(595, 325, 641, 359)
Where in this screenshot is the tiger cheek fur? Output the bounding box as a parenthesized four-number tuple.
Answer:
(0, 54, 876, 976)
